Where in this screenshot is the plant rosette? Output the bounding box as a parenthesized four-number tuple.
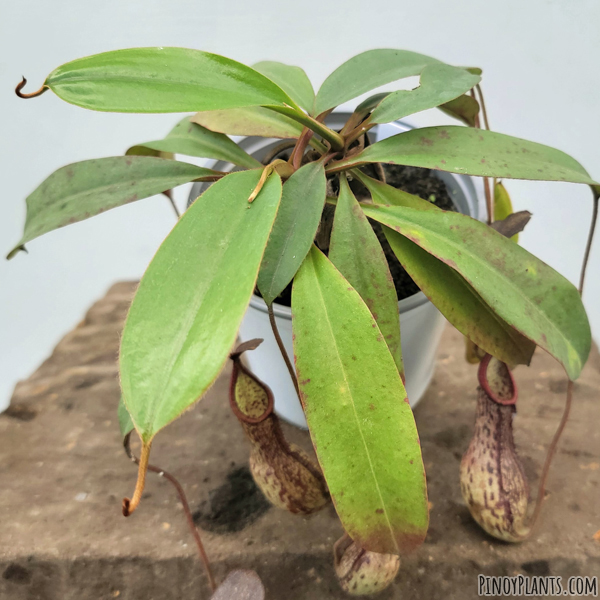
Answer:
(188, 114, 483, 428)
(10, 48, 597, 596)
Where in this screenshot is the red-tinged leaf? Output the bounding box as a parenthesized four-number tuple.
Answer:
(292, 246, 428, 554)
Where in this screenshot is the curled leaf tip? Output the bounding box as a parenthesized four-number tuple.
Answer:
(6, 244, 27, 260)
(15, 76, 48, 99)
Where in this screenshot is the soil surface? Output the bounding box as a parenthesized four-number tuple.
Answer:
(193, 465, 271, 534)
(258, 162, 456, 307)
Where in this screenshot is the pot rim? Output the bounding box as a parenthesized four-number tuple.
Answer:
(189, 112, 481, 321)
(249, 290, 430, 321)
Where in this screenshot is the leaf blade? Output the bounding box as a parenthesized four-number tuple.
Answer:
(370, 64, 481, 125)
(7, 156, 218, 258)
(438, 94, 480, 127)
(120, 170, 282, 440)
(292, 246, 428, 554)
(329, 177, 403, 374)
(134, 117, 261, 168)
(46, 48, 297, 113)
(334, 126, 598, 184)
(315, 49, 442, 115)
(383, 228, 535, 365)
(118, 396, 134, 438)
(258, 162, 326, 305)
(253, 61, 315, 114)
(362, 204, 591, 379)
(355, 172, 535, 365)
(191, 106, 304, 139)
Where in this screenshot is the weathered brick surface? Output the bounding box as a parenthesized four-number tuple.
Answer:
(1, 282, 598, 599)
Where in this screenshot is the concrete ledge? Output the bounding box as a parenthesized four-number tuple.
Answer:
(1, 282, 598, 599)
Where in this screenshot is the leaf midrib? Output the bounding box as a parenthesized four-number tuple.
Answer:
(142, 195, 249, 435)
(370, 207, 582, 371)
(311, 259, 400, 554)
(384, 228, 531, 358)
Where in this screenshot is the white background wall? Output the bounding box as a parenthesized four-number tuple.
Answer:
(1, 0, 599, 411)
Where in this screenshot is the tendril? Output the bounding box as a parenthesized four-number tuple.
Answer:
(15, 77, 48, 99)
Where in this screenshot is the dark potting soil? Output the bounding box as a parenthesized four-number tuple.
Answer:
(258, 163, 456, 306)
(192, 465, 271, 534)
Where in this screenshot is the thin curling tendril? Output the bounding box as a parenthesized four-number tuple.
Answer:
(15, 77, 48, 99)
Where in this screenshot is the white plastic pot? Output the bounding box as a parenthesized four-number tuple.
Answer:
(189, 114, 482, 429)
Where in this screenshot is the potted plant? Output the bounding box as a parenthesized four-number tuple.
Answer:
(10, 48, 597, 597)
(188, 113, 482, 428)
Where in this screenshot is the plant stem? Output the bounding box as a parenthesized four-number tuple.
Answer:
(267, 303, 300, 399)
(266, 105, 344, 151)
(344, 118, 374, 149)
(123, 434, 217, 592)
(475, 84, 491, 131)
(122, 439, 152, 516)
(473, 84, 494, 224)
(162, 189, 180, 219)
(527, 380, 573, 535)
(528, 189, 597, 534)
(484, 177, 494, 225)
(578, 190, 599, 294)
(290, 127, 314, 171)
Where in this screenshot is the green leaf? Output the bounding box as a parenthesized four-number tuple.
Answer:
(253, 61, 315, 114)
(118, 396, 134, 438)
(355, 172, 535, 365)
(333, 126, 598, 184)
(257, 162, 326, 305)
(132, 117, 261, 169)
(191, 106, 304, 139)
(292, 246, 428, 555)
(370, 64, 480, 125)
(355, 92, 391, 117)
(125, 145, 174, 160)
(120, 170, 282, 441)
(494, 181, 518, 242)
(383, 228, 535, 365)
(44, 48, 298, 113)
(362, 204, 591, 380)
(7, 156, 219, 259)
(329, 177, 403, 375)
(352, 170, 437, 211)
(438, 94, 480, 127)
(314, 49, 442, 115)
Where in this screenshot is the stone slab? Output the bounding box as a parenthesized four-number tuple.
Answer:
(1, 282, 598, 599)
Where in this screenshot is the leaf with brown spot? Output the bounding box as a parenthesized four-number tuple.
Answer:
(120, 170, 282, 441)
(332, 126, 599, 185)
(7, 156, 221, 259)
(329, 176, 403, 376)
(192, 106, 303, 139)
(292, 246, 428, 554)
(382, 227, 535, 366)
(129, 116, 261, 169)
(362, 204, 590, 380)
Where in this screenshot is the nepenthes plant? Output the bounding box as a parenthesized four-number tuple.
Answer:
(9, 48, 598, 596)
